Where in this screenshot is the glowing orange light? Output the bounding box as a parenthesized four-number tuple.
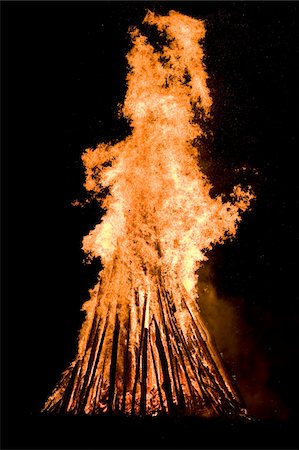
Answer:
(44, 10, 254, 417)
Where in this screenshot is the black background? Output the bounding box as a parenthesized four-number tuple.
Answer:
(1, 1, 298, 448)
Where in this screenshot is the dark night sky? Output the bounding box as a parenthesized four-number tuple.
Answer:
(1, 1, 298, 449)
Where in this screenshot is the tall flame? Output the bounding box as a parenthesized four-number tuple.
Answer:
(44, 10, 254, 417)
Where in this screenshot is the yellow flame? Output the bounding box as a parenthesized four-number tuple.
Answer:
(82, 10, 253, 295)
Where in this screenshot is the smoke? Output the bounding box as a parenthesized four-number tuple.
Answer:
(197, 264, 289, 420)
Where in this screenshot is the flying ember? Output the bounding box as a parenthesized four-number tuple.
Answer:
(44, 10, 254, 417)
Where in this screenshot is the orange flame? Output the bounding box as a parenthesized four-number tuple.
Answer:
(44, 10, 254, 417)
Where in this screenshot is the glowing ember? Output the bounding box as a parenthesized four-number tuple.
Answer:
(44, 10, 254, 417)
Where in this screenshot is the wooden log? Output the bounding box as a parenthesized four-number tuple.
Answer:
(82, 310, 110, 413)
(77, 317, 101, 413)
(154, 317, 175, 414)
(156, 283, 180, 404)
(131, 291, 148, 414)
(140, 328, 148, 415)
(108, 313, 120, 412)
(121, 311, 131, 413)
(149, 322, 166, 414)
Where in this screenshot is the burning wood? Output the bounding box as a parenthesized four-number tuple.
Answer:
(43, 10, 254, 417)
